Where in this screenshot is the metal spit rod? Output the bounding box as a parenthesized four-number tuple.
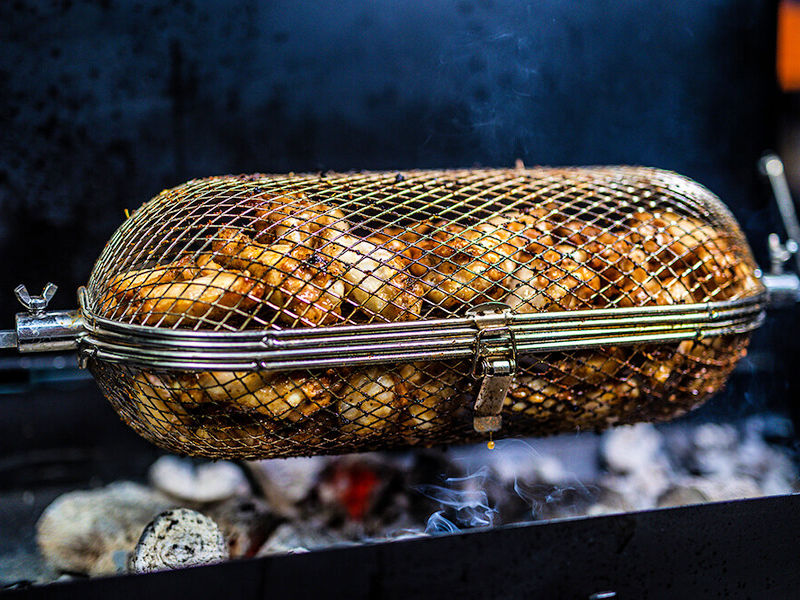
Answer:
(2, 154, 798, 358)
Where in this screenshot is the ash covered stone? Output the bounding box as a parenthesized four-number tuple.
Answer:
(256, 522, 352, 556)
(149, 456, 250, 504)
(205, 496, 277, 559)
(129, 508, 228, 574)
(36, 482, 176, 576)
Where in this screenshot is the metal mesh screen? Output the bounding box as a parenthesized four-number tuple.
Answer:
(84, 167, 763, 458)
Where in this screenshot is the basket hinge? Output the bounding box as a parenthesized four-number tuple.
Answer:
(468, 302, 517, 434)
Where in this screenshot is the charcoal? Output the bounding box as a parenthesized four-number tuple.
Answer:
(314, 455, 405, 528)
(129, 509, 228, 573)
(684, 476, 762, 502)
(205, 496, 277, 558)
(36, 482, 176, 576)
(602, 423, 666, 475)
(586, 489, 634, 516)
(690, 423, 740, 477)
(22, 417, 800, 586)
(256, 522, 352, 556)
(657, 485, 710, 508)
(149, 456, 250, 504)
(246, 456, 330, 517)
(599, 424, 673, 509)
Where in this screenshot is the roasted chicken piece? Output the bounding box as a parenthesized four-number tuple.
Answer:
(552, 347, 627, 387)
(244, 190, 350, 246)
(321, 234, 423, 322)
(193, 420, 271, 450)
(410, 220, 523, 310)
(625, 211, 754, 301)
(338, 368, 404, 436)
(100, 255, 198, 318)
(212, 227, 346, 326)
(505, 370, 645, 430)
(556, 224, 658, 308)
(396, 363, 460, 439)
(102, 254, 265, 327)
(177, 370, 272, 405)
(138, 269, 265, 327)
(233, 370, 341, 423)
(503, 376, 570, 417)
(506, 244, 603, 312)
(579, 378, 643, 426)
(505, 213, 709, 311)
(174, 368, 339, 423)
(131, 373, 193, 443)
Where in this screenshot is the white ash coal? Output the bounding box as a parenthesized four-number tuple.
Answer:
(129, 509, 228, 574)
(148, 456, 250, 504)
(27, 413, 799, 584)
(35, 482, 178, 576)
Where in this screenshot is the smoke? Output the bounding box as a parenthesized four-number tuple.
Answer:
(414, 466, 497, 535)
(423, 512, 461, 535)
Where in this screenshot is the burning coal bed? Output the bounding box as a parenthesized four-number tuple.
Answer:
(5, 415, 799, 585)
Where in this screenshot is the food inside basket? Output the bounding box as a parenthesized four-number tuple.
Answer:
(86, 170, 764, 457)
(104, 332, 749, 459)
(99, 190, 760, 327)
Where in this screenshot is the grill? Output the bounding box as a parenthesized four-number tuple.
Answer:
(2, 166, 769, 459)
(2, 0, 797, 596)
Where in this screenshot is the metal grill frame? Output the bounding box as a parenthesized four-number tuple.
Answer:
(78, 287, 765, 372)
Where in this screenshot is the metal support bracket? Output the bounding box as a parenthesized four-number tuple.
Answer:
(468, 302, 517, 433)
(759, 154, 800, 305)
(0, 283, 84, 352)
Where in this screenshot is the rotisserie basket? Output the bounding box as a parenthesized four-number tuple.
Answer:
(59, 166, 767, 459)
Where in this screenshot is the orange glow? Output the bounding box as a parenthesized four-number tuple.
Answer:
(779, 1, 800, 90)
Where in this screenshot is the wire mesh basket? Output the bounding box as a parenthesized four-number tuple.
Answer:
(76, 166, 764, 459)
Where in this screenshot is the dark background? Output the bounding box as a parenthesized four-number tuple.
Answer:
(0, 0, 781, 323)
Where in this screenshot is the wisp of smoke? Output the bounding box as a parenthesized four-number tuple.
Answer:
(424, 511, 461, 535)
(414, 466, 497, 534)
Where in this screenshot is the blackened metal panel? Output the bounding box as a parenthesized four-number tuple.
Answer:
(8, 494, 800, 599)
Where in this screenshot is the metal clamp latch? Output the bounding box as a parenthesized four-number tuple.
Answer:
(468, 302, 517, 433)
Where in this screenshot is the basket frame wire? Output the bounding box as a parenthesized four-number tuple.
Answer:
(78, 286, 765, 371)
